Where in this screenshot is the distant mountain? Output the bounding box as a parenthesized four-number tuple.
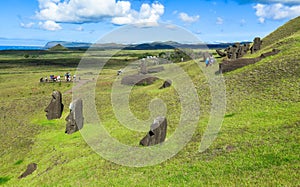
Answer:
(48, 44, 68, 51)
(45, 41, 92, 49)
(44, 41, 250, 50)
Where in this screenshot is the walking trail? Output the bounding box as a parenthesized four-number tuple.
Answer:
(64, 79, 90, 94)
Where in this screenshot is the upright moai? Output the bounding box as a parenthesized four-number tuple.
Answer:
(251, 37, 262, 54)
(44, 91, 64, 120)
(65, 99, 84, 134)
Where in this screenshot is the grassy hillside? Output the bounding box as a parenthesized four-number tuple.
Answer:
(261, 16, 300, 49)
(0, 18, 299, 186)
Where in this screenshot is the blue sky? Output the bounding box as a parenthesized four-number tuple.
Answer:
(1, 0, 300, 45)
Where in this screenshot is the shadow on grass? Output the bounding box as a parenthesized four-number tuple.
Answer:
(225, 113, 235, 118)
(0, 177, 10, 185)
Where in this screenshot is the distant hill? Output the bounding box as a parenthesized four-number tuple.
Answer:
(48, 44, 68, 51)
(45, 41, 91, 49)
(44, 41, 246, 50)
(262, 16, 300, 48)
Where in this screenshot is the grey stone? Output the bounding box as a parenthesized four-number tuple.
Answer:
(140, 116, 167, 146)
(251, 37, 262, 54)
(159, 79, 172, 89)
(18, 163, 37, 179)
(65, 99, 84, 134)
(140, 61, 147, 74)
(121, 74, 159, 86)
(260, 49, 280, 58)
(147, 66, 164, 74)
(44, 91, 64, 120)
(216, 49, 227, 57)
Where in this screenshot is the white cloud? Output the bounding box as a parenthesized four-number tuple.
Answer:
(240, 19, 246, 25)
(111, 2, 164, 26)
(39, 20, 62, 31)
(36, 0, 164, 27)
(20, 22, 35, 28)
(216, 17, 223, 25)
(254, 3, 300, 23)
(76, 26, 84, 31)
(178, 12, 200, 23)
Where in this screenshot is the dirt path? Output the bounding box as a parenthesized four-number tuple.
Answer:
(64, 79, 90, 94)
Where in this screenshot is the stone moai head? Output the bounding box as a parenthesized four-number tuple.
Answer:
(44, 91, 63, 120)
(65, 99, 84, 134)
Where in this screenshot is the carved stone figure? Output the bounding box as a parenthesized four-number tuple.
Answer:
(65, 99, 84, 134)
(44, 91, 63, 120)
(140, 116, 167, 146)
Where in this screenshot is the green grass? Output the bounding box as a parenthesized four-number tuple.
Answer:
(0, 20, 299, 185)
(0, 177, 10, 185)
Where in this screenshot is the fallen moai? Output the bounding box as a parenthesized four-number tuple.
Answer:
(219, 49, 280, 73)
(121, 74, 159, 86)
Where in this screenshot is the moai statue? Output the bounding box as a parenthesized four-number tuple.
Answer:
(44, 91, 64, 120)
(159, 79, 172, 89)
(65, 99, 84, 134)
(140, 61, 147, 74)
(251, 37, 262, 54)
(140, 116, 167, 146)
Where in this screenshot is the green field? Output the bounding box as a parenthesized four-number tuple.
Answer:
(0, 18, 299, 186)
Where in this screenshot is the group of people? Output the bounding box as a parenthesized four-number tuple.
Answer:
(40, 72, 77, 83)
(205, 55, 216, 67)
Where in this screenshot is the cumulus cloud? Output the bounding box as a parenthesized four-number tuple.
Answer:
(20, 22, 35, 28)
(240, 19, 246, 26)
(178, 12, 200, 23)
(76, 26, 84, 31)
(39, 20, 62, 31)
(206, 0, 300, 5)
(216, 17, 223, 25)
(35, 0, 164, 27)
(111, 2, 164, 26)
(254, 3, 300, 23)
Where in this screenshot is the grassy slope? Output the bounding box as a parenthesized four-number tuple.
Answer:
(0, 21, 299, 186)
(261, 16, 300, 49)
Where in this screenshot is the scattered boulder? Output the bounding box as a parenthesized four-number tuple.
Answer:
(216, 49, 227, 57)
(65, 99, 84, 134)
(121, 74, 159, 86)
(251, 37, 262, 54)
(147, 66, 165, 74)
(159, 79, 172, 89)
(260, 49, 280, 58)
(18, 163, 37, 179)
(140, 116, 167, 146)
(44, 91, 64, 120)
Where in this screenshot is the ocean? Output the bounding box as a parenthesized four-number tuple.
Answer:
(0, 46, 45, 50)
